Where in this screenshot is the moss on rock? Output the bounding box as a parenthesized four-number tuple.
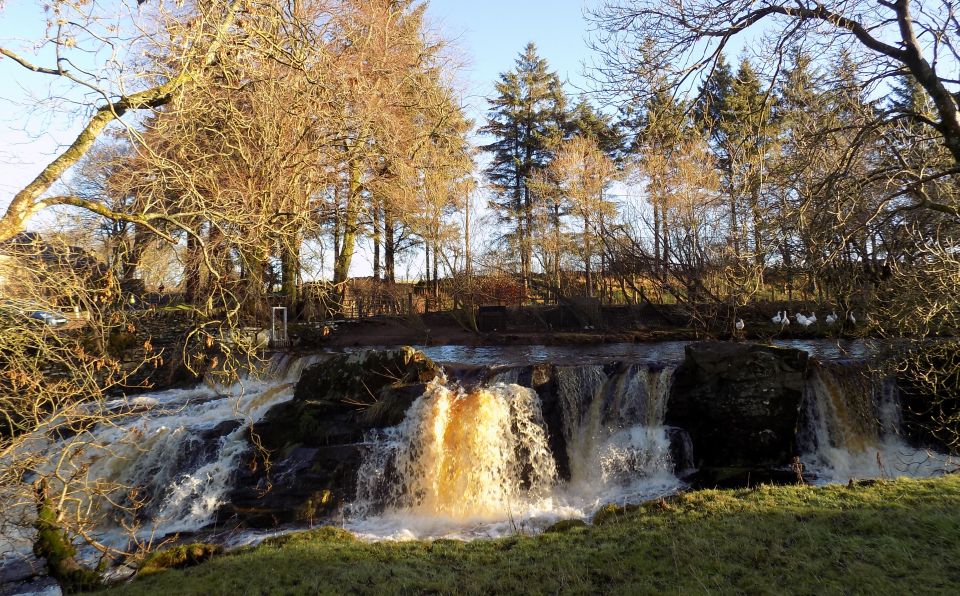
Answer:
(256, 347, 441, 450)
(34, 499, 101, 593)
(544, 519, 588, 533)
(591, 503, 641, 526)
(138, 544, 222, 576)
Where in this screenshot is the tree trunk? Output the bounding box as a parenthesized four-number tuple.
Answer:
(432, 240, 439, 299)
(372, 198, 381, 281)
(333, 158, 361, 286)
(750, 186, 763, 266)
(584, 211, 592, 298)
(653, 196, 662, 278)
(660, 201, 670, 281)
(281, 233, 300, 309)
(184, 232, 201, 304)
(385, 209, 396, 283)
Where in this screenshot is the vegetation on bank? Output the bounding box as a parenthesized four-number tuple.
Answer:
(97, 475, 960, 595)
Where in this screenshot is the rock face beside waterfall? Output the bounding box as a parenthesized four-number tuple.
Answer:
(224, 348, 441, 527)
(668, 342, 809, 472)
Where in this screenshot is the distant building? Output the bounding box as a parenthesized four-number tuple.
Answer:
(0, 232, 106, 301)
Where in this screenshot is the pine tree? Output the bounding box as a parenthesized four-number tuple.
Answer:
(481, 42, 567, 290)
(725, 58, 776, 264)
(694, 53, 734, 152)
(772, 49, 822, 296)
(565, 100, 624, 160)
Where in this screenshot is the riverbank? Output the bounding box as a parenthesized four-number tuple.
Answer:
(96, 474, 960, 595)
(314, 305, 866, 349)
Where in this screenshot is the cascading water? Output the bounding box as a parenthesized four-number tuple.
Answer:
(798, 361, 951, 482)
(556, 364, 681, 503)
(348, 364, 685, 539)
(354, 377, 556, 522)
(7, 341, 957, 567)
(2, 352, 327, 562)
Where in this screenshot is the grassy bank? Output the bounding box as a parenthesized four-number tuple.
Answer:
(99, 476, 960, 595)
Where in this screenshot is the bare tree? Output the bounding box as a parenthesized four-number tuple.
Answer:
(590, 0, 960, 218)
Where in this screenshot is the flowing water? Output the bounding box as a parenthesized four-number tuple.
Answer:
(798, 361, 949, 482)
(347, 364, 684, 539)
(2, 341, 955, 563)
(0, 353, 326, 566)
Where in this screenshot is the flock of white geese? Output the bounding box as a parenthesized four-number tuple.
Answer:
(734, 310, 856, 333)
(771, 310, 855, 328)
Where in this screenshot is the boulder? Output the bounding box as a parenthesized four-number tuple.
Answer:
(667, 342, 809, 470)
(222, 348, 441, 527)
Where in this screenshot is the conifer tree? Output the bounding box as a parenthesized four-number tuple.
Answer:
(726, 58, 776, 265)
(481, 42, 567, 290)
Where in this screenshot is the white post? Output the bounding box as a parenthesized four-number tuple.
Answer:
(271, 306, 289, 347)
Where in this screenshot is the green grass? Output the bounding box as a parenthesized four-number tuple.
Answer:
(98, 476, 960, 595)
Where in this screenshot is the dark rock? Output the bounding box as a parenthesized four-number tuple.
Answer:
(223, 348, 440, 528)
(1, 575, 61, 596)
(0, 556, 47, 586)
(225, 444, 364, 528)
(895, 342, 960, 455)
(175, 420, 241, 477)
(666, 426, 695, 477)
(667, 342, 809, 469)
(513, 364, 571, 481)
(254, 348, 440, 450)
(686, 467, 808, 490)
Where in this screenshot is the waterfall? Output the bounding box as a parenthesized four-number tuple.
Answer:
(27, 352, 323, 549)
(353, 377, 556, 522)
(349, 363, 685, 538)
(556, 364, 681, 503)
(798, 361, 950, 482)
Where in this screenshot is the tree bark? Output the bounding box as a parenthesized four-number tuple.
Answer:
(333, 157, 361, 285)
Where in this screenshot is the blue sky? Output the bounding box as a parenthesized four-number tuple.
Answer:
(425, 0, 596, 115)
(0, 0, 596, 213)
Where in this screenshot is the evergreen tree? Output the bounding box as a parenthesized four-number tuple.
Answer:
(694, 53, 734, 153)
(725, 58, 776, 264)
(481, 42, 567, 289)
(772, 49, 823, 294)
(565, 100, 624, 161)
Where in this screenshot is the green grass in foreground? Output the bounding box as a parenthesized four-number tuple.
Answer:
(98, 476, 960, 595)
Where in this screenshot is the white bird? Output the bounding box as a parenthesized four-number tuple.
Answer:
(847, 311, 856, 325)
(795, 312, 808, 326)
(798, 313, 814, 328)
(807, 312, 817, 325)
(772, 311, 783, 325)
(735, 318, 745, 331)
(825, 311, 838, 325)
(781, 311, 790, 327)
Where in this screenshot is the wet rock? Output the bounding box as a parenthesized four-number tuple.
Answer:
(175, 420, 241, 477)
(895, 342, 960, 454)
(254, 347, 440, 449)
(1, 575, 61, 596)
(224, 348, 440, 528)
(513, 364, 571, 481)
(686, 467, 807, 489)
(225, 444, 364, 528)
(0, 556, 47, 587)
(667, 342, 809, 470)
(666, 427, 695, 477)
